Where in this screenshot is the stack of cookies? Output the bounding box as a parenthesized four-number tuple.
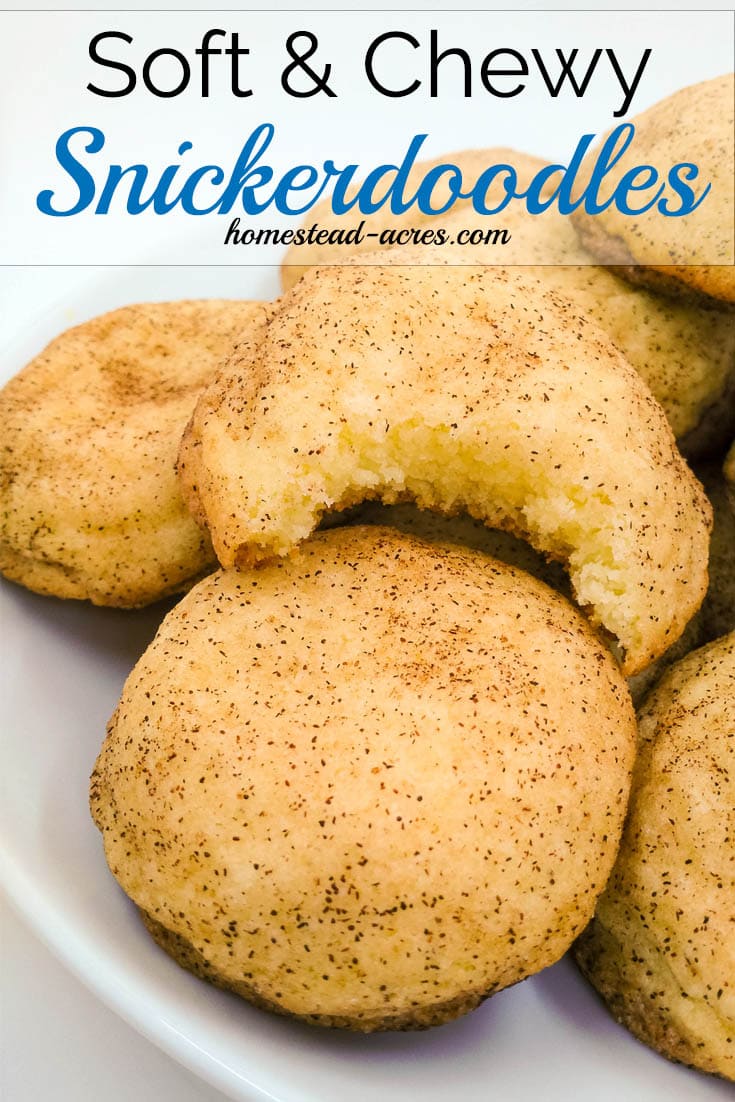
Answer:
(1, 74, 733, 1079)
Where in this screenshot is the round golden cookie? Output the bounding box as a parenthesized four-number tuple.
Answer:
(178, 260, 711, 675)
(90, 525, 637, 1032)
(281, 148, 735, 452)
(538, 257, 735, 456)
(0, 299, 270, 607)
(572, 74, 735, 304)
(575, 632, 735, 1080)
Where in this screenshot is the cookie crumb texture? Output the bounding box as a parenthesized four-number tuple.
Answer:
(0, 299, 269, 606)
(575, 632, 735, 1080)
(179, 263, 711, 674)
(90, 526, 636, 1031)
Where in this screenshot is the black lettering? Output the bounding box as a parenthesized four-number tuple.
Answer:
(343, 220, 365, 244)
(227, 32, 253, 97)
(365, 32, 420, 97)
(430, 29, 471, 98)
(142, 48, 191, 98)
(532, 48, 602, 99)
(379, 228, 405, 245)
(607, 48, 652, 117)
(194, 28, 225, 97)
(87, 31, 136, 97)
(224, 216, 242, 244)
(480, 48, 528, 98)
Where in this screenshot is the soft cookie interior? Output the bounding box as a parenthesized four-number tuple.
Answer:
(179, 262, 711, 675)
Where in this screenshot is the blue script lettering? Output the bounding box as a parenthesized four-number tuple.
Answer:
(36, 126, 104, 216)
(660, 164, 711, 216)
(36, 122, 711, 221)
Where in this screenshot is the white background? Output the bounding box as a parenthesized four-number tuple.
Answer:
(1, 3, 734, 1102)
(0, 4, 732, 263)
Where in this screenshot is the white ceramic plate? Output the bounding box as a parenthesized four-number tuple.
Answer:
(0, 264, 731, 1102)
